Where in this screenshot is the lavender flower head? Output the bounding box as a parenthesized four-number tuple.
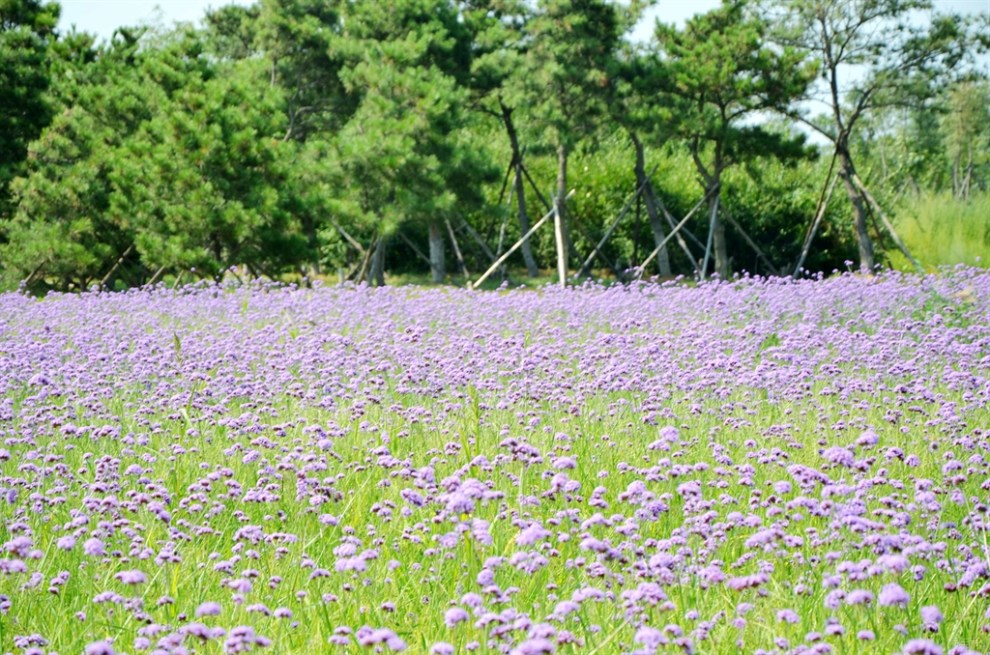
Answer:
(878, 583, 910, 607)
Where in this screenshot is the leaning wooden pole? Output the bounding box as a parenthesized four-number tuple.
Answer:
(331, 219, 366, 255)
(722, 209, 780, 276)
(792, 148, 839, 277)
(445, 218, 469, 277)
(521, 163, 552, 211)
(852, 173, 924, 273)
(100, 244, 135, 289)
(577, 170, 655, 278)
(637, 194, 712, 280)
(471, 190, 575, 290)
(652, 193, 702, 275)
(792, 173, 839, 277)
(496, 159, 514, 206)
(553, 194, 567, 288)
(22, 261, 47, 288)
(460, 220, 498, 263)
(700, 190, 720, 279)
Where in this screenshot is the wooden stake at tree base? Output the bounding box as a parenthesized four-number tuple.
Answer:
(471, 191, 575, 290)
(554, 194, 568, 289)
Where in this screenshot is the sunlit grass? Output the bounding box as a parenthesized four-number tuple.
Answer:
(890, 191, 990, 270)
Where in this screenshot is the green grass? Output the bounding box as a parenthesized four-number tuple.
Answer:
(889, 191, 990, 271)
(2, 278, 988, 654)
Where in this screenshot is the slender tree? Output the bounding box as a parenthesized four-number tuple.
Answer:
(464, 0, 541, 276)
(330, 0, 495, 284)
(941, 80, 990, 200)
(609, 44, 678, 276)
(759, 0, 978, 271)
(1, 29, 152, 290)
(518, 0, 624, 282)
(655, 0, 814, 279)
(0, 0, 60, 220)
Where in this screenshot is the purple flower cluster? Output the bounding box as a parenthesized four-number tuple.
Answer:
(1, 270, 989, 653)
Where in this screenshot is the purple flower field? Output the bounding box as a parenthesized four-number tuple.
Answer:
(1, 270, 989, 655)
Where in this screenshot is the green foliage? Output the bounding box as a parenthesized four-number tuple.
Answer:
(111, 56, 305, 278)
(652, 0, 815, 277)
(329, 0, 497, 242)
(888, 191, 990, 270)
(0, 0, 60, 216)
(0, 0, 985, 290)
(518, 0, 622, 150)
(759, 0, 986, 271)
(2, 30, 309, 290)
(257, 0, 349, 140)
(655, 1, 814, 169)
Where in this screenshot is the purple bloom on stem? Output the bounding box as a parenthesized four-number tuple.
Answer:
(115, 570, 147, 585)
(444, 608, 469, 627)
(903, 639, 943, 655)
(83, 538, 105, 557)
(196, 602, 222, 617)
(921, 605, 943, 626)
(510, 638, 555, 655)
(845, 590, 874, 606)
(777, 609, 799, 624)
(635, 626, 665, 648)
(84, 641, 116, 655)
(822, 447, 854, 467)
(878, 583, 910, 607)
(224, 626, 271, 654)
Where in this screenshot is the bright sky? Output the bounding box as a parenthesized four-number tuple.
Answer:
(57, 0, 726, 43)
(57, 0, 990, 45)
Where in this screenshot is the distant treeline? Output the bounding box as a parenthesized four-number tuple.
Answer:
(1, 0, 987, 292)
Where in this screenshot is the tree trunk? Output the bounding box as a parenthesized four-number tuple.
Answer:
(502, 103, 539, 277)
(428, 220, 445, 283)
(710, 186, 730, 280)
(631, 133, 671, 277)
(555, 143, 569, 283)
(300, 215, 321, 275)
(553, 195, 566, 288)
(962, 142, 973, 200)
(445, 219, 468, 277)
(369, 238, 386, 286)
(837, 145, 874, 272)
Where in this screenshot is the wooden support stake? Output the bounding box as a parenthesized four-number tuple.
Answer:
(722, 210, 780, 276)
(22, 261, 46, 288)
(792, 172, 839, 277)
(792, 148, 839, 277)
(445, 218, 469, 277)
(554, 194, 568, 288)
(100, 244, 135, 289)
(701, 193, 720, 279)
(578, 168, 655, 278)
(638, 187, 717, 280)
(471, 190, 575, 290)
(354, 238, 376, 283)
(331, 219, 365, 255)
(658, 197, 706, 256)
(521, 163, 552, 212)
(496, 159, 514, 206)
(460, 220, 498, 263)
(148, 265, 167, 286)
(397, 231, 431, 266)
(852, 173, 924, 273)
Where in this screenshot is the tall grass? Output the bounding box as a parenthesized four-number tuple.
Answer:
(889, 190, 990, 270)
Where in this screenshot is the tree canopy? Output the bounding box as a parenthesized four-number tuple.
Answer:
(0, 0, 986, 292)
